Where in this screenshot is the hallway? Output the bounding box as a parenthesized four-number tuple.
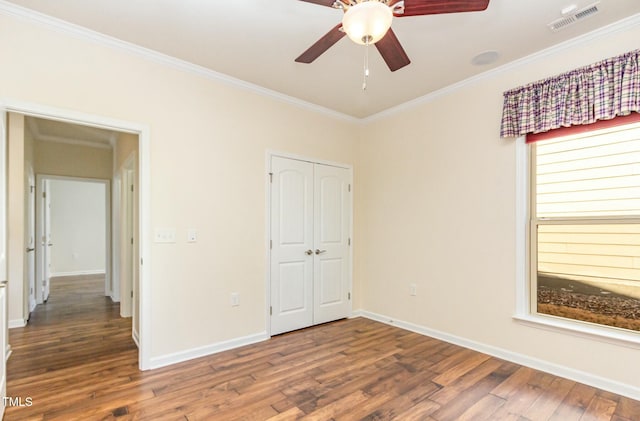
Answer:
(5, 275, 138, 419)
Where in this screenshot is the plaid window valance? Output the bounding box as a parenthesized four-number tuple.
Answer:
(500, 50, 640, 138)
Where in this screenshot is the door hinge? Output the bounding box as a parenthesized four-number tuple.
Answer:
(348, 238, 351, 246)
(131, 184, 134, 192)
(131, 291, 133, 298)
(269, 172, 273, 183)
(42, 192, 46, 198)
(131, 237, 134, 245)
(348, 292, 351, 300)
(270, 306, 272, 316)
(30, 185, 35, 193)
(348, 184, 351, 192)
(140, 258, 143, 265)
(270, 240, 272, 250)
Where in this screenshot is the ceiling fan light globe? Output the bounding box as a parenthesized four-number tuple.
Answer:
(342, 1, 393, 45)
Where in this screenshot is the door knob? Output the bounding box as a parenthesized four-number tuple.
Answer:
(26, 248, 35, 252)
(315, 249, 327, 255)
(305, 249, 313, 255)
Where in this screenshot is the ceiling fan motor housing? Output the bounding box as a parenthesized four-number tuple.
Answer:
(342, 1, 393, 45)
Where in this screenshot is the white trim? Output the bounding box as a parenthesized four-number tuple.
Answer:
(267, 150, 352, 170)
(35, 136, 112, 150)
(149, 332, 269, 370)
(8, 319, 26, 329)
(513, 313, 640, 349)
(0, 1, 356, 124)
(132, 329, 139, 348)
(2, 99, 151, 371)
(111, 173, 121, 302)
(356, 310, 640, 401)
(50, 270, 106, 277)
(515, 137, 529, 315)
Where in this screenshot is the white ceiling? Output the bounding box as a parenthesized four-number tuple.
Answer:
(6, 0, 640, 119)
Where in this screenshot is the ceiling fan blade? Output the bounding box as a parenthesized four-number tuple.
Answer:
(297, 0, 336, 7)
(295, 24, 346, 64)
(397, 0, 490, 17)
(375, 28, 410, 72)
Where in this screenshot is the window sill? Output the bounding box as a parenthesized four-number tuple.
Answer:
(513, 313, 640, 349)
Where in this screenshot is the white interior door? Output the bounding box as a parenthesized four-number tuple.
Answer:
(120, 168, 133, 318)
(270, 157, 314, 335)
(270, 156, 351, 335)
(0, 109, 8, 418)
(42, 179, 52, 302)
(313, 164, 351, 325)
(26, 168, 36, 313)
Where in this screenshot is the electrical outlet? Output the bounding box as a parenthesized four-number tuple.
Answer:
(231, 292, 239, 307)
(410, 283, 417, 296)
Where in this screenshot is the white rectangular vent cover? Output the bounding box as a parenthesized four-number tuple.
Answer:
(547, 3, 600, 32)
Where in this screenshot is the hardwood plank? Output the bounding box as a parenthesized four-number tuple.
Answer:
(550, 382, 599, 421)
(523, 376, 576, 420)
(581, 395, 618, 421)
(456, 393, 506, 421)
(614, 396, 640, 421)
(5, 274, 638, 420)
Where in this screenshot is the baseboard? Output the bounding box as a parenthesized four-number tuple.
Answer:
(50, 270, 106, 277)
(8, 319, 26, 329)
(110, 294, 120, 303)
(132, 329, 140, 348)
(149, 331, 269, 370)
(356, 310, 640, 401)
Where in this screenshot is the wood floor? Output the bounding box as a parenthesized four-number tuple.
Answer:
(5, 276, 639, 420)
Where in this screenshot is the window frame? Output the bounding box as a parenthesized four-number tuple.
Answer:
(514, 125, 640, 348)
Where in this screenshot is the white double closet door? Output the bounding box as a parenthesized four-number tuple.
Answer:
(270, 156, 351, 335)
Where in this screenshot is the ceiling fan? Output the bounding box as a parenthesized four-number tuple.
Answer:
(295, 0, 491, 72)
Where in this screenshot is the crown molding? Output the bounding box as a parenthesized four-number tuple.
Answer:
(363, 12, 640, 123)
(35, 135, 113, 150)
(1, 1, 638, 125)
(26, 113, 114, 149)
(0, 1, 358, 124)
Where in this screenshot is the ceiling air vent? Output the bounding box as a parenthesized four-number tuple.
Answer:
(547, 2, 600, 32)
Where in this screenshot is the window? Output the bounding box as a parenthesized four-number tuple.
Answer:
(530, 120, 640, 333)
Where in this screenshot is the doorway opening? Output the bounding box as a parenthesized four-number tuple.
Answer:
(3, 102, 150, 370)
(35, 176, 110, 305)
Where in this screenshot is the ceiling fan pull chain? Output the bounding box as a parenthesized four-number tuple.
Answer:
(362, 40, 370, 91)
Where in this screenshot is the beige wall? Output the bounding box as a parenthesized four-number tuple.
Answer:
(356, 26, 640, 391)
(115, 132, 138, 173)
(35, 141, 113, 180)
(0, 12, 357, 359)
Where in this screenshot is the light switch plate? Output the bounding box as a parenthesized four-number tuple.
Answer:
(187, 228, 197, 243)
(154, 228, 176, 243)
